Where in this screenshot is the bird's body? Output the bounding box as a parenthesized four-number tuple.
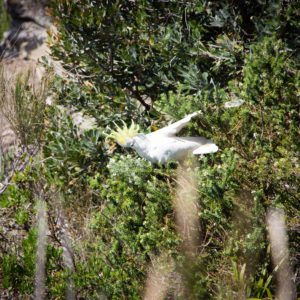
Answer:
(130, 134, 217, 164)
(119, 112, 218, 164)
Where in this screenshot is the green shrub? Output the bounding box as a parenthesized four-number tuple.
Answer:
(0, 2, 9, 39)
(1, 0, 299, 298)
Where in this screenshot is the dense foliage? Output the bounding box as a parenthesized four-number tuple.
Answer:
(0, 1, 9, 39)
(1, 0, 299, 299)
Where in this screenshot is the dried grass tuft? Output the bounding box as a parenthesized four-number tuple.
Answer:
(266, 208, 296, 300)
(174, 161, 201, 256)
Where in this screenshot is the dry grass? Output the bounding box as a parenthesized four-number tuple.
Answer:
(0, 66, 49, 149)
(0, 63, 51, 193)
(266, 208, 296, 300)
(143, 254, 177, 300)
(174, 162, 201, 256)
(143, 160, 201, 299)
(34, 200, 48, 300)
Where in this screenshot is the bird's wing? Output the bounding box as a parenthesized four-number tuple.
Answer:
(147, 111, 201, 138)
(149, 136, 217, 163)
(193, 143, 218, 155)
(173, 137, 218, 154)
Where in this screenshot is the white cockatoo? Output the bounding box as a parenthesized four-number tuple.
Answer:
(107, 112, 218, 164)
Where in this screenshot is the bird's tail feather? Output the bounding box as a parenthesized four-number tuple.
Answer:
(193, 143, 218, 155)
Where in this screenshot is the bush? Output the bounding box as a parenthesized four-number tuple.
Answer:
(1, 0, 299, 298)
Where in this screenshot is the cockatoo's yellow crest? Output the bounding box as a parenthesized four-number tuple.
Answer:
(106, 120, 140, 146)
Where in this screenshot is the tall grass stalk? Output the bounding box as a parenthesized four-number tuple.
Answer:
(34, 200, 48, 300)
(266, 208, 296, 300)
(143, 254, 175, 300)
(174, 162, 201, 256)
(56, 207, 76, 300)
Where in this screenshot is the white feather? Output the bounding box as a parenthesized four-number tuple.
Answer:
(124, 112, 218, 164)
(147, 111, 201, 138)
(193, 143, 219, 155)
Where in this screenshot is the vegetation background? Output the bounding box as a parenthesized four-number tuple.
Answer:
(0, 0, 299, 299)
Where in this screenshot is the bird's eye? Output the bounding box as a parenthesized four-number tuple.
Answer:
(125, 139, 134, 147)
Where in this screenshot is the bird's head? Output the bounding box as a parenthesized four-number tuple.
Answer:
(106, 120, 140, 148)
